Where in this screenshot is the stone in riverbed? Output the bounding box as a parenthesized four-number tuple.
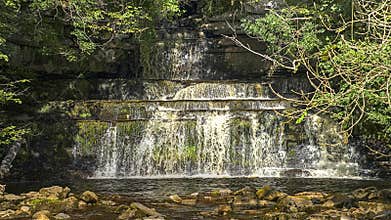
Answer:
(358, 201, 391, 214)
(216, 204, 232, 215)
(39, 186, 70, 199)
(118, 208, 136, 220)
(352, 187, 377, 200)
(234, 186, 256, 197)
(0, 201, 17, 210)
(0, 209, 16, 218)
(379, 189, 391, 201)
(264, 191, 288, 201)
(0, 209, 28, 219)
(256, 185, 272, 199)
(100, 199, 117, 206)
(210, 188, 233, 197)
(54, 213, 71, 219)
(258, 200, 277, 208)
(80, 191, 98, 204)
(130, 202, 163, 217)
(264, 212, 291, 220)
(62, 196, 79, 210)
(32, 210, 51, 220)
(329, 194, 356, 209)
(3, 193, 25, 202)
(169, 194, 182, 203)
(233, 196, 258, 209)
(115, 204, 130, 213)
(278, 196, 313, 212)
(294, 192, 328, 201)
(78, 200, 88, 209)
(181, 199, 196, 206)
(20, 205, 31, 215)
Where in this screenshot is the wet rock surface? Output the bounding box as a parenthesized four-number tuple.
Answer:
(0, 184, 390, 219)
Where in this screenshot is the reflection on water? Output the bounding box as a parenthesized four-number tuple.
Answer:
(6, 177, 391, 202)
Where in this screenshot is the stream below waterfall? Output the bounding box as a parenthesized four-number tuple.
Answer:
(6, 177, 390, 200)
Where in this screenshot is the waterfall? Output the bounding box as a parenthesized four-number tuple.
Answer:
(75, 107, 361, 178)
(71, 29, 363, 179)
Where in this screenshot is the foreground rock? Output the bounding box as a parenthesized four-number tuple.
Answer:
(0, 185, 162, 220)
(165, 186, 391, 219)
(0, 184, 390, 219)
(80, 191, 98, 204)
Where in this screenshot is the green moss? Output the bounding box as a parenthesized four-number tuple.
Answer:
(183, 145, 198, 161)
(70, 102, 93, 119)
(28, 197, 62, 209)
(288, 150, 296, 157)
(75, 121, 109, 156)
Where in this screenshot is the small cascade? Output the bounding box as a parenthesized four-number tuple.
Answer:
(95, 125, 119, 177)
(145, 40, 212, 80)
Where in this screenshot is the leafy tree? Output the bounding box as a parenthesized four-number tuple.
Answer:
(237, 0, 391, 157)
(0, 0, 184, 177)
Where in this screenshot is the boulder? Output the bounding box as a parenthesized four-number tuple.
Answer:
(80, 191, 98, 204)
(39, 186, 70, 199)
(62, 196, 79, 210)
(32, 210, 51, 220)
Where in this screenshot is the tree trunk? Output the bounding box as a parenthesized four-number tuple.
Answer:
(0, 140, 23, 179)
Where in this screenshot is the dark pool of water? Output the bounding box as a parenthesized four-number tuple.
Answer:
(6, 177, 391, 202)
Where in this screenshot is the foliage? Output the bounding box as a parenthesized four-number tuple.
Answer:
(240, 0, 391, 156)
(0, 77, 29, 146)
(0, 0, 185, 149)
(1, 0, 183, 62)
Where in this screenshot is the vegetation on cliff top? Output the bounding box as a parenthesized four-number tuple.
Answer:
(239, 0, 391, 157)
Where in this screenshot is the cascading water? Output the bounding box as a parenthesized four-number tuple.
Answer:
(73, 81, 362, 178)
(72, 29, 364, 179)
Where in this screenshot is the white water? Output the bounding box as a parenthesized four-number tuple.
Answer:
(85, 110, 362, 178)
